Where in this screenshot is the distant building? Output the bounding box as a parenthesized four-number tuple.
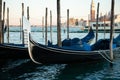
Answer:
(89, 0, 120, 28)
(115, 14, 120, 23)
(62, 18, 86, 27)
(69, 18, 79, 26)
(62, 0, 120, 28)
(90, 0, 95, 21)
(69, 18, 76, 26)
(89, 13, 120, 27)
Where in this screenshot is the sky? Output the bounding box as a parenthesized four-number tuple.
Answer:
(2, 0, 120, 25)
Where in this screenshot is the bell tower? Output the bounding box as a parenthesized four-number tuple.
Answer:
(90, 0, 95, 21)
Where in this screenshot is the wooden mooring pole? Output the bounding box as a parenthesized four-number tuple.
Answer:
(45, 8, 48, 45)
(50, 10, 52, 43)
(57, 0, 61, 47)
(110, 0, 114, 62)
(20, 18, 22, 40)
(42, 16, 44, 38)
(104, 15, 106, 39)
(27, 6, 29, 20)
(67, 9, 69, 39)
(96, 2, 99, 43)
(7, 7, 9, 43)
(2, 2, 5, 43)
(0, 0, 1, 21)
(0, 0, 1, 44)
(22, 3, 24, 45)
(88, 14, 90, 31)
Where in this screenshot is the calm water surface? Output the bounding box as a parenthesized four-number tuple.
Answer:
(0, 27, 120, 80)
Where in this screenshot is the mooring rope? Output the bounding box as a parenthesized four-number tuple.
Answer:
(100, 50, 110, 59)
(97, 50, 114, 63)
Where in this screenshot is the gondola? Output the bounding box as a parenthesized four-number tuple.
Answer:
(0, 43, 29, 59)
(28, 32, 119, 64)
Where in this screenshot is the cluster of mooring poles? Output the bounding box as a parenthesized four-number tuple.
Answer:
(0, 0, 30, 46)
(42, 8, 53, 45)
(43, 0, 70, 46)
(0, 1, 10, 43)
(95, 0, 115, 65)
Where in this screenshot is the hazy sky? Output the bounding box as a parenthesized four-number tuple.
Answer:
(3, 0, 120, 25)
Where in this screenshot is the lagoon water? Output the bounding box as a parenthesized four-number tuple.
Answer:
(0, 27, 120, 80)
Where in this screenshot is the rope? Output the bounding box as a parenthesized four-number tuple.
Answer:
(97, 50, 114, 63)
(100, 50, 110, 59)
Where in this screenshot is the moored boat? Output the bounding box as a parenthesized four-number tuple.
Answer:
(0, 43, 29, 59)
(28, 33, 119, 64)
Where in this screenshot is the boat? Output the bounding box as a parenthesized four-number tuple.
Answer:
(28, 8, 119, 64)
(28, 32, 119, 64)
(85, 21, 120, 32)
(0, 43, 29, 59)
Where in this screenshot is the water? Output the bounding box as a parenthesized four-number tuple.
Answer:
(0, 27, 120, 80)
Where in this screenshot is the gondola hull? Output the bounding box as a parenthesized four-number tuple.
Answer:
(29, 37, 111, 64)
(0, 44, 29, 59)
